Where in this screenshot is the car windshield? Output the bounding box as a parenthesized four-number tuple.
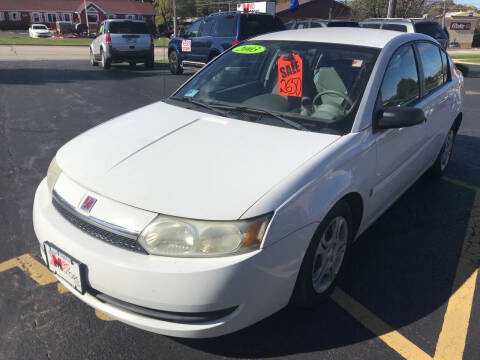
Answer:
(33, 25, 47, 30)
(109, 21, 149, 34)
(171, 41, 379, 135)
(414, 22, 446, 39)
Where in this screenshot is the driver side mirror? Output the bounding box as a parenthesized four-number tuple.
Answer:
(374, 107, 425, 129)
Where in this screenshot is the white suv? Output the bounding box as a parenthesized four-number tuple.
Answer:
(90, 19, 154, 70)
(360, 19, 448, 49)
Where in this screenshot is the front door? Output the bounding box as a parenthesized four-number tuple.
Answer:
(372, 43, 427, 211)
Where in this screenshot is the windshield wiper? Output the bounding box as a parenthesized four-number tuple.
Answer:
(168, 98, 228, 117)
(211, 104, 306, 131)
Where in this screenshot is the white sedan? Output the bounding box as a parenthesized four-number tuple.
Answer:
(33, 28, 463, 338)
(29, 24, 52, 38)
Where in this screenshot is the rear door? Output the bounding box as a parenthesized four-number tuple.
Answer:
(194, 17, 216, 63)
(108, 21, 151, 52)
(92, 22, 105, 56)
(415, 41, 454, 162)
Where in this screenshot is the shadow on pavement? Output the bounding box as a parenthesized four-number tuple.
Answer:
(0, 65, 165, 85)
(174, 134, 480, 358)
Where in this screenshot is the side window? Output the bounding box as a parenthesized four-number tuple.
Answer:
(382, 24, 407, 32)
(416, 42, 443, 95)
(361, 23, 381, 29)
(440, 49, 449, 83)
(198, 18, 215, 36)
(186, 20, 201, 38)
(380, 44, 420, 107)
(310, 22, 323, 28)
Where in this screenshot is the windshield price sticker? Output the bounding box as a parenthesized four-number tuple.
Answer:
(182, 40, 191, 52)
(232, 45, 265, 54)
(278, 53, 303, 97)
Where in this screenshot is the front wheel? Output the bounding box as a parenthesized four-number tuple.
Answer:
(292, 200, 353, 308)
(429, 126, 456, 178)
(169, 51, 183, 75)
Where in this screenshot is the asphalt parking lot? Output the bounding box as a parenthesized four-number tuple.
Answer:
(0, 60, 479, 360)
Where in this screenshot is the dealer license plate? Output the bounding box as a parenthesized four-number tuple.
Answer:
(44, 243, 85, 294)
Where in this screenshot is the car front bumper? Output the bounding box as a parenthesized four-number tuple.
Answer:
(33, 178, 312, 338)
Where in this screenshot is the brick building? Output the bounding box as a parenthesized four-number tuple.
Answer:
(0, 0, 156, 31)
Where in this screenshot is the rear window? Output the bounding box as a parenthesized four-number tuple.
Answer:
(414, 22, 447, 39)
(215, 15, 237, 36)
(382, 24, 407, 32)
(108, 21, 149, 34)
(239, 15, 284, 39)
(33, 25, 47, 29)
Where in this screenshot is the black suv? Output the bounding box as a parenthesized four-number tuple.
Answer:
(168, 11, 285, 74)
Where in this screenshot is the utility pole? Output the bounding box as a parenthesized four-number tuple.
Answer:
(442, 0, 446, 28)
(387, 0, 396, 18)
(173, 0, 177, 37)
(84, 0, 89, 35)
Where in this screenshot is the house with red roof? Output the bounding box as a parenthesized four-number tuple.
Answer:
(0, 0, 156, 31)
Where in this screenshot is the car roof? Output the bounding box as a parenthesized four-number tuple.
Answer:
(252, 27, 421, 48)
(362, 18, 437, 24)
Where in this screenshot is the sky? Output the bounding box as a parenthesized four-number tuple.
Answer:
(454, 0, 480, 9)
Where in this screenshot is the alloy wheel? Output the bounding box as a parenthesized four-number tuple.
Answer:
(311, 216, 348, 294)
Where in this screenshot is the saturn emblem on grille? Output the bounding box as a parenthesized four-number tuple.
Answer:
(80, 195, 97, 213)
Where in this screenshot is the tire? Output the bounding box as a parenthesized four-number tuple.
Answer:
(169, 51, 183, 75)
(428, 125, 456, 178)
(100, 49, 111, 70)
(90, 49, 98, 66)
(145, 57, 154, 70)
(292, 200, 353, 308)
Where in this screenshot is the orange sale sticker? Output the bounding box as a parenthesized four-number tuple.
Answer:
(278, 53, 303, 97)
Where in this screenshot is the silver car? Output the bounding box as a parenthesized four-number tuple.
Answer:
(90, 19, 154, 70)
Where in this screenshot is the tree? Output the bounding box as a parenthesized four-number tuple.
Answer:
(153, 0, 173, 26)
(349, 0, 434, 20)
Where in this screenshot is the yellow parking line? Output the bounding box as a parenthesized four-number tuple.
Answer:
(443, 177, 480, 192)
(0, 254, 57, 285)
(95, 310, 115, 321)
(434, 191, 480, 360)
(331, 287, 432, 360)
(0, 257, 18, 272)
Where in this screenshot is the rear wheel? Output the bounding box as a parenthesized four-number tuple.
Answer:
(169, 51, 183, 75)
(429, 126, 456, 178)
(100, 49, 111, 70)
(90, 49, 98, 66)
(292, 200, 353, 307)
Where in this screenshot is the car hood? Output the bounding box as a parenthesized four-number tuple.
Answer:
(56, 101, 340, 220)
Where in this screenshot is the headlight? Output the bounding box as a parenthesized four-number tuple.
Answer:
(46, 157, 62, 194)
(138, 214, 271, 257)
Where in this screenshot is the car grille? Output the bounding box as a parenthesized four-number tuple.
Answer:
(52, 191, 148, 254)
